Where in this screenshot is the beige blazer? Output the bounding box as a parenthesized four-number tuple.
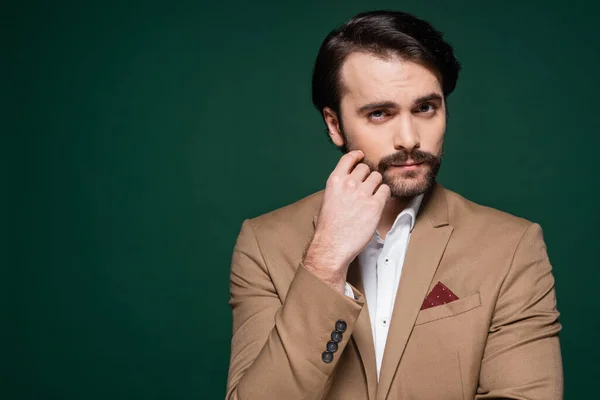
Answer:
(226, 183, 563, 400)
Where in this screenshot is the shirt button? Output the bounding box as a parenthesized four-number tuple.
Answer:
(384, 258, 389, 264)
(381, 319, 388, 327)
(322, 351, 334, 363)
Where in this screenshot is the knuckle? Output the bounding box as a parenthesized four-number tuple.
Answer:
(366, 197, 380, 208)
(327, 175, 341, 186)
(344, 178, 358, 189)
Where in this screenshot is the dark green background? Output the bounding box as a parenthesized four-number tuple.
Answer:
(7, 0, 599, 398)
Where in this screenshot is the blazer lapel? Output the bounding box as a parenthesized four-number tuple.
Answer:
(376, 183, 453, 400)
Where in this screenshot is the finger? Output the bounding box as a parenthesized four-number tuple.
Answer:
(349, 163, 371, 182)
(374, 183, 391, 202)
(333, 150, 364, 175)
(362, 171, 383, 194)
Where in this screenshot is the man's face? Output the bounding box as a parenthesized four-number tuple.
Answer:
(324, 52, 446, 198)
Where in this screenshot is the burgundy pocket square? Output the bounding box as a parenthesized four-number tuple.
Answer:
(420, 281, 459, 310)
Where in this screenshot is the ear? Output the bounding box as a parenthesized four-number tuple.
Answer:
(323, 107, 345, 148)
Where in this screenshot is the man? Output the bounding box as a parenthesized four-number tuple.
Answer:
(226, 10, 563, 400)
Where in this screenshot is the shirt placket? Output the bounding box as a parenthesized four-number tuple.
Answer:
(375, 231, 397, 367)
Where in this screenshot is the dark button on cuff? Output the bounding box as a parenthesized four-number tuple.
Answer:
(326, 341, 338, 353)
(322, 351, 334, 363)
(335, 319, 347, 333)
(331, 331, 343, 343)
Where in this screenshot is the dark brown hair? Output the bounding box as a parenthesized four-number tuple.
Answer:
(311, 10, 461, 126)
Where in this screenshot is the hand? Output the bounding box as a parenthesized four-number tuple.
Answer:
(303, 150, 391, 293)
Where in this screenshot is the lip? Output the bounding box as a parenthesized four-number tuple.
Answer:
(391, 162, 424, 169)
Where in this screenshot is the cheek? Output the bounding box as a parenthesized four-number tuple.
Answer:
(355, 134, 390, 165)
(343, 132, 386, 170)
(418, 120, 445, 152)
(344, 118, 385, 149)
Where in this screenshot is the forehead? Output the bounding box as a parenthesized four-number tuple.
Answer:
(338, 52, 443, 106)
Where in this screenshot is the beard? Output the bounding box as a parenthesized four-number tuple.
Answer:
(340, 129, 443, 199)
(373, 146, 443, 198)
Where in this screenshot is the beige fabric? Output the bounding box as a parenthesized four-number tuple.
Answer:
(226, 183, 563, 400)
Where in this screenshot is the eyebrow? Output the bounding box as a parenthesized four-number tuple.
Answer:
(356, 92, 444, 114)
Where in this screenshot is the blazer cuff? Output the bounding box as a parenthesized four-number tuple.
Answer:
(276, 262, 364, 376)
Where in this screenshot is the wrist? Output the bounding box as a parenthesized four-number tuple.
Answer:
(303, 240, 348, 294)
(306, 233, 350, 268)
(304, 244, 347, 274)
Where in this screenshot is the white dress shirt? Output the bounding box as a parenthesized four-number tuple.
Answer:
(344, 194, 424, 379)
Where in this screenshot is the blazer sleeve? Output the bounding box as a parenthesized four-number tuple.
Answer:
(475, 223, 564, 399)
(225, 219, 365, 400)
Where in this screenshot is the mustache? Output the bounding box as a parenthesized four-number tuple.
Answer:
(377, 149, 441, 171)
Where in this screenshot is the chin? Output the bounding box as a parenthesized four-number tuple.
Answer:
(382, 163, 440, 198)
(386, 175, 434, 199)
(391, 183, 430, 198)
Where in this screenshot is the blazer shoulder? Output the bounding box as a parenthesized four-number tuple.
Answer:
(246, 189, 324, 234)
(442, 187, 534, 233)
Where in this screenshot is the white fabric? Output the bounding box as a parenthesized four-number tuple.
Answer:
(344, 194, 424, 379)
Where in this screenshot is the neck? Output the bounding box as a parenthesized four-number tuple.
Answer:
(377, 196, 411, 239)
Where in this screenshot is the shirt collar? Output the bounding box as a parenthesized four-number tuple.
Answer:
(373, 193, 425, 242)
(403, 193, 424, 232)
(388, 193, 425, 234)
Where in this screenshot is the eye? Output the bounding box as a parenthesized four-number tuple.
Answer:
(367, 110, 389, 120)
(416, 103, 437, 113)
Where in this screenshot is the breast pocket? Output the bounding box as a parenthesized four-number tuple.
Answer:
(415, 291, 481, 326)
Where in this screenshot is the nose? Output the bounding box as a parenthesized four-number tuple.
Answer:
(392, 117, 420, 153)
